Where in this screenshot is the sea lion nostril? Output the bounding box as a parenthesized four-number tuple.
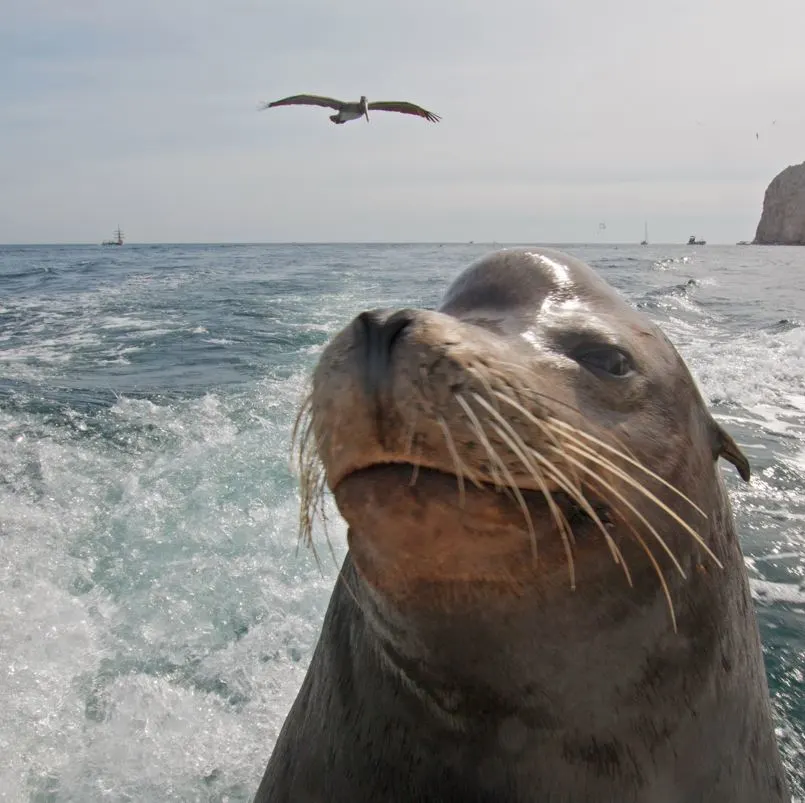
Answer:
(384, 310, 415, 351)
(357, 309, 415, 396)
(356, 308, 389, 334)
(358, 309, 414, 348)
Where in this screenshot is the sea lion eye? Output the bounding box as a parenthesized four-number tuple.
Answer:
(573, 346, 634, 378)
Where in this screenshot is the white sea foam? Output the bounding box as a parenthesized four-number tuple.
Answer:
(751, 579, 805, 606)
(0, 371, 343, 799)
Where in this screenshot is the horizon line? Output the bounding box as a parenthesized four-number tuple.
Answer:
(0, 240, 766, 247)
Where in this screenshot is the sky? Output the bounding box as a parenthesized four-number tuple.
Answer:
(2, 0, 805, 244)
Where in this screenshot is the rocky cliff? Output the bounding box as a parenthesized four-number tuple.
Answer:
(753, 161, 805, 245)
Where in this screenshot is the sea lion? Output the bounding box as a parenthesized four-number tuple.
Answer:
(254, 248, 790, 802)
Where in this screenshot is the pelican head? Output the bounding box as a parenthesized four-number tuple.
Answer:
(360, 95, 369, 122)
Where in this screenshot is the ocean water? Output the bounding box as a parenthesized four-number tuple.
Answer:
(1, 242, 803, 801)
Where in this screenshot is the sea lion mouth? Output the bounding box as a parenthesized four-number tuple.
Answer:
(331, 462, 622, 594)
(334, 461, 613, 536)
(333, 459, 562, 503)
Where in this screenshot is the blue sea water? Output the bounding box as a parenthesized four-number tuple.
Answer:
(1, 242, 803, 801)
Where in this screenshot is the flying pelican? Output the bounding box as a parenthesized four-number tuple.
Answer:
(257, 94, 441, 125)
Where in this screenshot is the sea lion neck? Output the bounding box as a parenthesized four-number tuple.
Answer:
(346, 544, 677, 733)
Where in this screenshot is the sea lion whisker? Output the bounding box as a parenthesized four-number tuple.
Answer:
(548, 446, 688, 579)
(409, 445, 423, 486)
(528, 454, 633, 590)
(403, 412, 419, 456)
(559, 439, 722, 570)
(466, 364, 504, 415)
(473, 399, 580, 559)
(457, 395, 541, 562)
(294, 431, 317, 494)
(454, 393, 507, 490)
(458, 410, 523, 516)
(471, 392, 577, 576)
(299, 437, 322, 497)
(473, 412, 578, 588)
(509, 383, 643, 463)
(483, 420, 548, 567)
(308, 478, 344, 576)
(438, 416, 469, 507)
(320, 489, 342, 571)
(603, 531, 634, 587)
(524, 446, 634, 588)
(606, 503, 678, 632)
(533, 457, 629, 584)
(546, 418, 707, 519)
(298, 471, 327, 568)
(298, 429, 320, 476)
(545, 418, 699, 516)
(296, 461, 317, 543)
(469, 391, 564, 505)
(291, 404, 316, 473)
(290, 390, 313, 456)
(293, 407, 341, 572)
(443, 409, 487, 492)
(308, 472, 328, 536)
(493, 390, 582, 485)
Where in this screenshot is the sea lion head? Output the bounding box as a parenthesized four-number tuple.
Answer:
(257, 247, 787, 803)
(295, 248, 750, 633)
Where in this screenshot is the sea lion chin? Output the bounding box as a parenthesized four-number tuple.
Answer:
(254, 248, 790, 802)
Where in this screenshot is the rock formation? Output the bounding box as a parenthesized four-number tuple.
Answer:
(753, 161, 805, 245)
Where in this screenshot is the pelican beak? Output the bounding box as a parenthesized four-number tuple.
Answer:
(365, 109, 369, 123)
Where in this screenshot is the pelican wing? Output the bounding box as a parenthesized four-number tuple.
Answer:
(258, 94, 344, 112)
(366, 101, 441, 122)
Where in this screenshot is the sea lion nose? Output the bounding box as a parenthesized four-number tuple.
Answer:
(357, 308, 414, 397)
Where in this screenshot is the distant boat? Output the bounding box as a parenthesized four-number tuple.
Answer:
(687, 235, 706, 245)
(737, 240, 750, 246)
(102, 226, 124, 246)
(640, 221, 649, 246)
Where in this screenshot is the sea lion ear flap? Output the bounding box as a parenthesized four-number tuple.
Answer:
(711, 420, 751, 482)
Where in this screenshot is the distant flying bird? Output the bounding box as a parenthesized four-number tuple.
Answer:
(257, 94, 441, 125)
